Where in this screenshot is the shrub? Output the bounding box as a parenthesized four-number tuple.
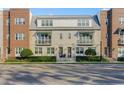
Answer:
(76, 56, 109, 62)
(117, 57, 124, 61)
(85, 48, 96, 56)
(76, 56, 100, 62)
(27, 56, 56, 62)
(20, 48, 33, 58)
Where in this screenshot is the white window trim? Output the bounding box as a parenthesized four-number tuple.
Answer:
(15, 48, 23, 57)
(15, 33, 24, 40)
(37, 19, 53, 27)
(78, 19, 92, 27)
(120, 17, 124, 24)
(15, 18, 25, 25)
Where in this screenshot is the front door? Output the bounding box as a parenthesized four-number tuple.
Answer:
(67, 47, 72, 58)
(59, 47, 64, 58)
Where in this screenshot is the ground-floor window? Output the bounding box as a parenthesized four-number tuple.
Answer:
(15, 48, 23, 56)
(118, 48, 124, 57)
(47, 47, 54, 54)
(35, 47, 42, 54)
(76, 47, 84, 54)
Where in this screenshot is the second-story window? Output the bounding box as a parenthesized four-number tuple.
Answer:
(15, 33, 24, 40)
(78, 19, 92, 27)
(119, 17, 124, 24)
(15, 18, 25, 25)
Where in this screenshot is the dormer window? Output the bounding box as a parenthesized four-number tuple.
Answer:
(78, 19, 92, 27)
(37, 19, 53, 27)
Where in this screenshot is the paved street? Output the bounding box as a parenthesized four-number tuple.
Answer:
(0, 64, 124, 84)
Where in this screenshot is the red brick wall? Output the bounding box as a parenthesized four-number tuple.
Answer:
(100, 10, 108, 57)
(3, 9, 30, 58)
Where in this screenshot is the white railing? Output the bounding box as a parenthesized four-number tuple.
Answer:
(77, 40, 93, 45)
(35, 40, 51, 45)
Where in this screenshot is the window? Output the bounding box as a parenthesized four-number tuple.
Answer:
(60, 33, 62, 39)
(36, 32, 51, 45)
(119, 17, 124, 24)
(78, 32, 93, 43)
(118, 48, 124, 57)
(15, 18, 25, 25)
(37, 19, 53, 27)
(15, 48, 23, 56)
(78, 19, 92, 27)
(76, 47, 84, 54)
(47, 47, 54, 54)
(15, 33, 24, 40)
(68, 33, 71, 39)
(35, 47, 42, 54)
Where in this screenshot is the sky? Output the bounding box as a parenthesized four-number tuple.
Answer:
(31, 8, 102, 15)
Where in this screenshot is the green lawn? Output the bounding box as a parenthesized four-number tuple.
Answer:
(3, 61, 124, 64)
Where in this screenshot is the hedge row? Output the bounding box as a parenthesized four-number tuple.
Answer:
(76, 56, 109, 62)
(117, 57, 124, 61)
(6, 56, 109, 62)
(6, 56, 56, 62)
(27, 56, 56, 62)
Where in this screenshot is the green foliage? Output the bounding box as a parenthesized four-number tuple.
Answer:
(76, 56, 109, 62)
(85, 48, 96, 56)
(27, 56, 56, 62)
(20, 49, 33, 58)
(6, 58, 25, 62)
(117, 57, 124, 61)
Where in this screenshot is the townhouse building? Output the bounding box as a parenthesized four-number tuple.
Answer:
(30, 15, 101, 61)
(1, 8, 124, 62)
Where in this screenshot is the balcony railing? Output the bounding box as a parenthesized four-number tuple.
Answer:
(35, 40, 51, 46)
(77, 40, 93, 45)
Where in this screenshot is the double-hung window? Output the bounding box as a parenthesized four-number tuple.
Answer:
(15, 18, 25, 25)
(78, 19, 92, 27)
(119, 17, 124, 24)
(76, 47, 84, 55)
(47, 47, 54, 54)
(37, 19, 53, 27)
(15, 33, 24, 40)
(35, 47, 42, 54)
(15, 48, 23, 56)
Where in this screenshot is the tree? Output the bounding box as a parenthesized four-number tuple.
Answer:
(20, 48, 33, 58)
(85, 48, 96, 56)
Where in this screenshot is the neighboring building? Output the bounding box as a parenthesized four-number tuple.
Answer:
(30, 15, 101, 61)
(108, 9, 124, 59)
(3, 9, 30, 59)
(99, 10, 108, 57)
(0, 10, 3, 61)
